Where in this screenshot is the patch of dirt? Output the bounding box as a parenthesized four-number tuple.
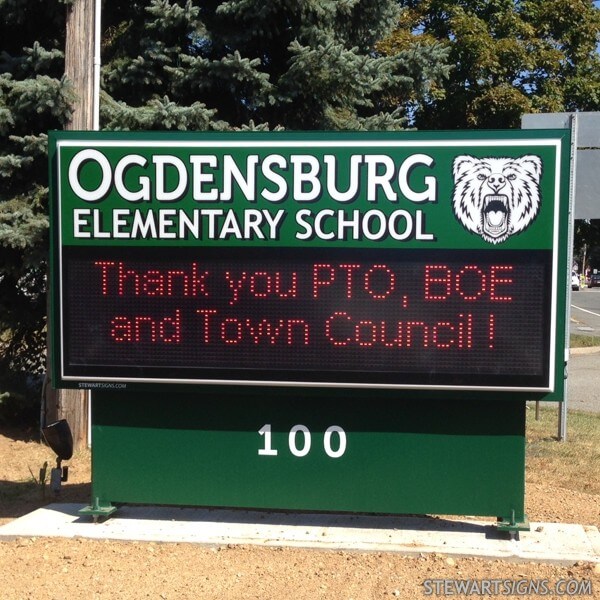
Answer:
(1, 429, 599, 599)
(526, 482, 600, 526)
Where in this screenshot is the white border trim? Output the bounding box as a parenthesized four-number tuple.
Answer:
(55, 136, 564, 393)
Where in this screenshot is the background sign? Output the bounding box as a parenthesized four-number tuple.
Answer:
(50, 131, 570, 393)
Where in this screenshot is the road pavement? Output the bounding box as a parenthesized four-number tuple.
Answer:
(567, 350, 600, 413)
(570, 286, 600, 337)
(562, 287, 600, 413)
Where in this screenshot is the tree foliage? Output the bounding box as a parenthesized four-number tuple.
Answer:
(574, 219, 600, 272)
(0, 2, 73, 398)
(0, 0, 450, 415)
(99, 0, 450, 131)
(381, 0, 600, 128)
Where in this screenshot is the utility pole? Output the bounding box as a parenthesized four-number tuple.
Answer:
(45, 0, 96, 449)
(65, 0, 95, 130)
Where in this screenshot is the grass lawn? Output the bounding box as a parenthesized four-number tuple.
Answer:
(570, 333, 600, 348)
(526, 406, 600, 496)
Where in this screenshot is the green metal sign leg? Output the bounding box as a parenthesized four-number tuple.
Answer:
(79, 497, 117, 523)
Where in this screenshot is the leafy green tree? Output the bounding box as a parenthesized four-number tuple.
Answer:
(575, 219, 600, 274)
(381, 0, 600, 129)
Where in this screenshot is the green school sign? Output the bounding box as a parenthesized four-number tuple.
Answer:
(50, 130, 570, 396)
(49, 130, 571, 528)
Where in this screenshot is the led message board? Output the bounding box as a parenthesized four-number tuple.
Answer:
(49, 131, 570, 392)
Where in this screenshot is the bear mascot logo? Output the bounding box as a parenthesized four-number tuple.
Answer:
(451, 155, 542, 244)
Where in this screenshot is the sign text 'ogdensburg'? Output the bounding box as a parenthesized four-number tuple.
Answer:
(68, 149, 437, 242)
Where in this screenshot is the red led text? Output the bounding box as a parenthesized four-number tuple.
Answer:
(424, 265, 514, 302)
(95, 260, 209, 297)
(324, 311, 477, 349)
(196, 310, 309, 345)
(111, 309, 182, 343)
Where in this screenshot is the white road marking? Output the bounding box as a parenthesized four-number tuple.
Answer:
(571, 305, 600, 318)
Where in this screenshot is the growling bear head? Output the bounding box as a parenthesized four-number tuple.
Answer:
(451, 155, 542, 244)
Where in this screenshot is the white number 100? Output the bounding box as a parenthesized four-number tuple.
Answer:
(258, 424, 347, 458)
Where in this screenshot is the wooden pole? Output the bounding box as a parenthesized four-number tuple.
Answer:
(45, 0, 96, 450)
(65, 0, 95, 130)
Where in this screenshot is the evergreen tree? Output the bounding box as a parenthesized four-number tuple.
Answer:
(0, 0, 73, 417)
(100, 0, 450, 131)
(0, 0, 449, 420)
(382, 0, 600, 129)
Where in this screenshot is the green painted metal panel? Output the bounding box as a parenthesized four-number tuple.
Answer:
(90, 390, 525, 520)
